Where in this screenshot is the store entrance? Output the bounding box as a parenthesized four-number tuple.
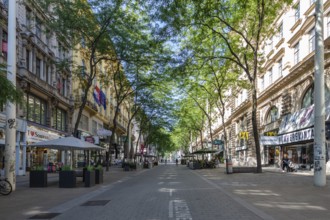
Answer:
(283, 144, 313, 170)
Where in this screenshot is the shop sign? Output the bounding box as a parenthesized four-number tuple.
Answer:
(260, 136, 279, 146)
(278, 127, 314, 145)
(235, 145, 247, 151)
(27, 126, 61, 143)
(239, 131, 249, 140)
(85, 136, 94, 143)
(213, 139, 224, 145)
(264, 131, 277, 136)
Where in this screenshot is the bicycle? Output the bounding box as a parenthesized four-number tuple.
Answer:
(0, 173, 12, 195)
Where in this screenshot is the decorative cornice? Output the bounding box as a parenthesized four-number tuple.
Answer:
(290, 18, 302, 33)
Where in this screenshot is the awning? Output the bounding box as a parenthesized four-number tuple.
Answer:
(28, 136, 105, 151)
(260, 136, 279, 146)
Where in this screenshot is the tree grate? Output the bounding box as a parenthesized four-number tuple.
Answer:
(81, 200, 110, 206)
(29, 213, 61, 219)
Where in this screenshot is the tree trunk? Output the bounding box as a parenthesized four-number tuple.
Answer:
(251, 84, 262, 173)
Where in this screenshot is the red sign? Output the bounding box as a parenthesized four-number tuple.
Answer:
(2, 41, 7, 53)
(85, 136, 94, 143)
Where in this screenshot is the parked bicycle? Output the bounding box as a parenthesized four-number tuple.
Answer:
(0, 173, 12, 195)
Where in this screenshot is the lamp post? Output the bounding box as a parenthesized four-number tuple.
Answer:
(314, 0, 326, 187)
(4, 0, 16, 191)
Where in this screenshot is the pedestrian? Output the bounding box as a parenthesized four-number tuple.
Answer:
(176, 159, 178, 166)
(282, 155, 289, 172)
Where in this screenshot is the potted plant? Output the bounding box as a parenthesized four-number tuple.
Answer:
(59, 165, 76, 188)
(122, 162, 130, 171)
(84, 165, 95, 187)
(95, 165, 103, 184)
(129, 162, 137, 170)
(30, 165, 47, 187)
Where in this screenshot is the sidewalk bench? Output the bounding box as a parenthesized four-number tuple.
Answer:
(233, 167, 257, 173)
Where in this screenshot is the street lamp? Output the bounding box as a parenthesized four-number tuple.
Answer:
(314, 0, 326, 187)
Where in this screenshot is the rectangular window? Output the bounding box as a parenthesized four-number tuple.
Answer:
(81, 59, 86, 77)
(269, 68, 273, 84)
(26, 8, 32, 28)
(327, 15, 330, 37)
(36, 17, 42, 38)
(2, 31, 7, 60)
(79, 114, 89, 131)
(294, 42, 300, 64)
(36, 58, 41, 77)
(294, 3, 300, 22)
(260, 76, 264, 91)
(278, 59, 283, 77)
(92, 120, 97, 135)
(278, 22, 283, 39)
(309, 28, 315, 52)
(53, 108, 66, 131)
(27, 94, 47, 125)
(62, 78, 66, 96)
(26, 49, 30, 71)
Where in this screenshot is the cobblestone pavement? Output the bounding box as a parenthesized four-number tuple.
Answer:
(1, 165, 330, 220)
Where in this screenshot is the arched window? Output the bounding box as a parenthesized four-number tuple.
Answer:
(266, 106, 279, 124)
(302, 86, 314, 108)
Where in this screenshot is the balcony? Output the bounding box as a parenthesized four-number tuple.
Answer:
(84, 100, 98, 115)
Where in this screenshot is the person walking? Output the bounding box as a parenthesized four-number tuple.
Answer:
(282, 155, 289, 172)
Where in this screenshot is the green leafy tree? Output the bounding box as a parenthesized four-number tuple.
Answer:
(0, 64, 22, 107)
(155, 0, 292, 172)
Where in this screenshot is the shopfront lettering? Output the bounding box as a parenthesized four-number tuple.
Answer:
(278, 128, 314, 145)
(235, 145, 247, 151)
(27, 126, 61, 142)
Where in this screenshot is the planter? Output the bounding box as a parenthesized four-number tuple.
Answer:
(59, 171, 76, 188)
(84, 170, 95, 187)
(30, 170, 48, 187)
(95, 169, 103, 184)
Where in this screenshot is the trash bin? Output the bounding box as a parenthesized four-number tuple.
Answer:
(148, 162, 153, 169)
(226, 159, 233, 174)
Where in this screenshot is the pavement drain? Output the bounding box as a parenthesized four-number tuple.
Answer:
(81, 200, 111, 206)
(29, 213, 61, 219)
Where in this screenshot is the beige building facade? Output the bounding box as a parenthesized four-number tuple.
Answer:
(212, 0, 330, 171)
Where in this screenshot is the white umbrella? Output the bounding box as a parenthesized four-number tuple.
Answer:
(28, 136, 104, 150)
